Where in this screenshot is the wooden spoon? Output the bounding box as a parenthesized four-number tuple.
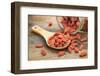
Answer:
(32, 25, 71, 49)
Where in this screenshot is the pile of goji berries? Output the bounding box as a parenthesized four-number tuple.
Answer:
(48, 31, 70, 48)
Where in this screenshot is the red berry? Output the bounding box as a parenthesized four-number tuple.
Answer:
(35, 43, 43, 48)
(79, 49, 87, 57)
(41, 48, 47, 56)
(68, 47, 73, 53)
(58, 51, 65, 57)
(74, 47, 79, 53)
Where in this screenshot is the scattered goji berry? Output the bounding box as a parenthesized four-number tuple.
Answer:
(68, 47, 73, 53)
(80, 37, 87, 42)
(74, 47, 79, 53)
(41, 48, 47, 56)
(35, 43, 44, 48)
(79, 44, 84, 50)
(79, 49, 87, 57)
(57, 51, 65, 57)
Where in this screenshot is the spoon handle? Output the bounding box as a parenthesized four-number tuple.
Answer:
(32, 25, 53, 39)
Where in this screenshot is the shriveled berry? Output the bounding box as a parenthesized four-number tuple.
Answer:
(41, 48, 47, 56)
(35, 43, 43, 48)
(58, 51, 65, 57)
(79, 49, 87, 57)
(74, 47, 79, 53)
(68, 47, 73, 53)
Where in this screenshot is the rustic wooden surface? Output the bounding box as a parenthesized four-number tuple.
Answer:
(28, 15, 87, 61)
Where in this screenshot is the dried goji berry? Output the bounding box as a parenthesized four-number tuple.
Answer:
(74, 47, 79, 53)
(79, 49, 87, 57)
(80, 37, 87, 42)
(41, 48, 47, 56)
(57, 51, 65, 57)
(79, 44, 84, 50)
(68, 47, 73, 53)
(35, 43, 44, 48)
